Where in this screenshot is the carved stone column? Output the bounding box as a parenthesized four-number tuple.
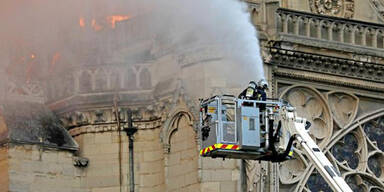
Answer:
(304, 18, 311, 37)
(328, 21, 335, 41)
(293, 16, 300, 35)
(315, 20, 322, 39)
(381, 30, 384, 48)
(281, 14, 288, 33)
(361, 27, 368, 46)
(339, 23, 346, 43)
(350, 25, 357, 45)
(372, 29, 379, 48)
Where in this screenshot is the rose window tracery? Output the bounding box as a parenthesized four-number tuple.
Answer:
(331, 133, 360, 169)
(280, 86, 332, 147)
(368, 154, 383, 178)
(275, 87, 384, 192)
(364, 117, 384, 151)
(306, 172, 333, 192)
(308, 0, 355, 18)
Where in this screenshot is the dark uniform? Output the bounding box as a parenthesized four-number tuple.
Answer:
(239, 81, 267, 100)
(238, 81, 257, 100)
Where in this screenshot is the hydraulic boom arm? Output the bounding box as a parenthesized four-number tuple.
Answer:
(280, 107, 353, 192)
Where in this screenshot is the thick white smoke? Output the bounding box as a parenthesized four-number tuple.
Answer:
(145, 0, 265, 79)
(0, 0, 264, 100)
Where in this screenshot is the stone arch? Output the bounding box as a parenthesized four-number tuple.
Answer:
(94, 69, 107, 91)
(108, 69, 122, 91)
(163, 110, 200, 192)
(60, 74, 74, 98)
(163, 110, 194, 151)
(139, 67, 152, 90)
(79, 70, 93, 93)
(124, 67, 137, 90)
(47, 80, 56, 101)
(250, 8, 258, 25)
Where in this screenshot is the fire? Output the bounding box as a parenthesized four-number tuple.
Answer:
(107, 15, 131, 28)
(91, 19, 103, 31)
(26, 53, 37, 83)
(49, 52, 60, 73)
(79, 17, 85, 28)
(78, 15, 131, 31)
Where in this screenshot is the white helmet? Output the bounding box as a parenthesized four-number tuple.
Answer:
(257, 79, 268, 90)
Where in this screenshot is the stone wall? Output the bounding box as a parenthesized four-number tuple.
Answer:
(163, 112, 241, 192)
(165, 115, 200, 192)
(135, 128, 165, 192)
(7, 144, 84, 192)
(200, 158, 240, 192)
(74, 127, 165, 192)
(0, 147, 9, 192)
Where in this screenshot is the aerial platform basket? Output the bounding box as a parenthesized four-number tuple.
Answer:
(199, 95, 284, 160)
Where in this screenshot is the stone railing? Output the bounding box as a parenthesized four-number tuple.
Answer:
(45, 63, 152, 103)
(276, 8, 384, 56)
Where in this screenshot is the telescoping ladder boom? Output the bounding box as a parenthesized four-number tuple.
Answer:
(280, 107, 353, 192)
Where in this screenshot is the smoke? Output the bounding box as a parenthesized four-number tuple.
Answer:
(0, 0, 264, 101)
(149, 0, 264, 78)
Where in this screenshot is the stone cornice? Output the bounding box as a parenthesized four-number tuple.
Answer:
(268, 48, 384, 83)
(68, 119, 162, 137)
(273, 68, 384, 97)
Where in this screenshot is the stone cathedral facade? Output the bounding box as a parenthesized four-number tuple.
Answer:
(0, 0, 384, 192)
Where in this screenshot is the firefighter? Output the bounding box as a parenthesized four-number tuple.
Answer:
(238, 79, 268, 101)
(238, 81, 258, 100)
(256, 79, 268, 101)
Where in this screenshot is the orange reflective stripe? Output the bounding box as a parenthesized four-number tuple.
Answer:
(200, 143, 240, 156)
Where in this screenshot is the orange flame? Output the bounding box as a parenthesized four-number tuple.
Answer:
(91, 19, 103, 31)
(79, 17, 85, 28)
(49, 52, 60, 73)
(26, 53, 37, 83)
(107, 15, 131, 28)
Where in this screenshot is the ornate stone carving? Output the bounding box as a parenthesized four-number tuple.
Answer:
(280, 85, 333, 146)
(279, 152, 307, 184)
(309, 0, 354, 18)
(269, 47, 384, 83)
(7, 80, 44, 100)
(61, 106, 163, 137)
(244, 160, 262, 192)
(326, 91, 359, 129)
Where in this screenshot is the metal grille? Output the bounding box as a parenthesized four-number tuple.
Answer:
(222, 122, 236, 143)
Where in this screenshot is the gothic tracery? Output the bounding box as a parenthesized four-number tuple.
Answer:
(276, 86, 384, 192)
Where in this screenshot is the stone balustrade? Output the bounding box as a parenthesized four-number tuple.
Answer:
(276, 8, 384, 56)
(46, 64, 152, 103)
